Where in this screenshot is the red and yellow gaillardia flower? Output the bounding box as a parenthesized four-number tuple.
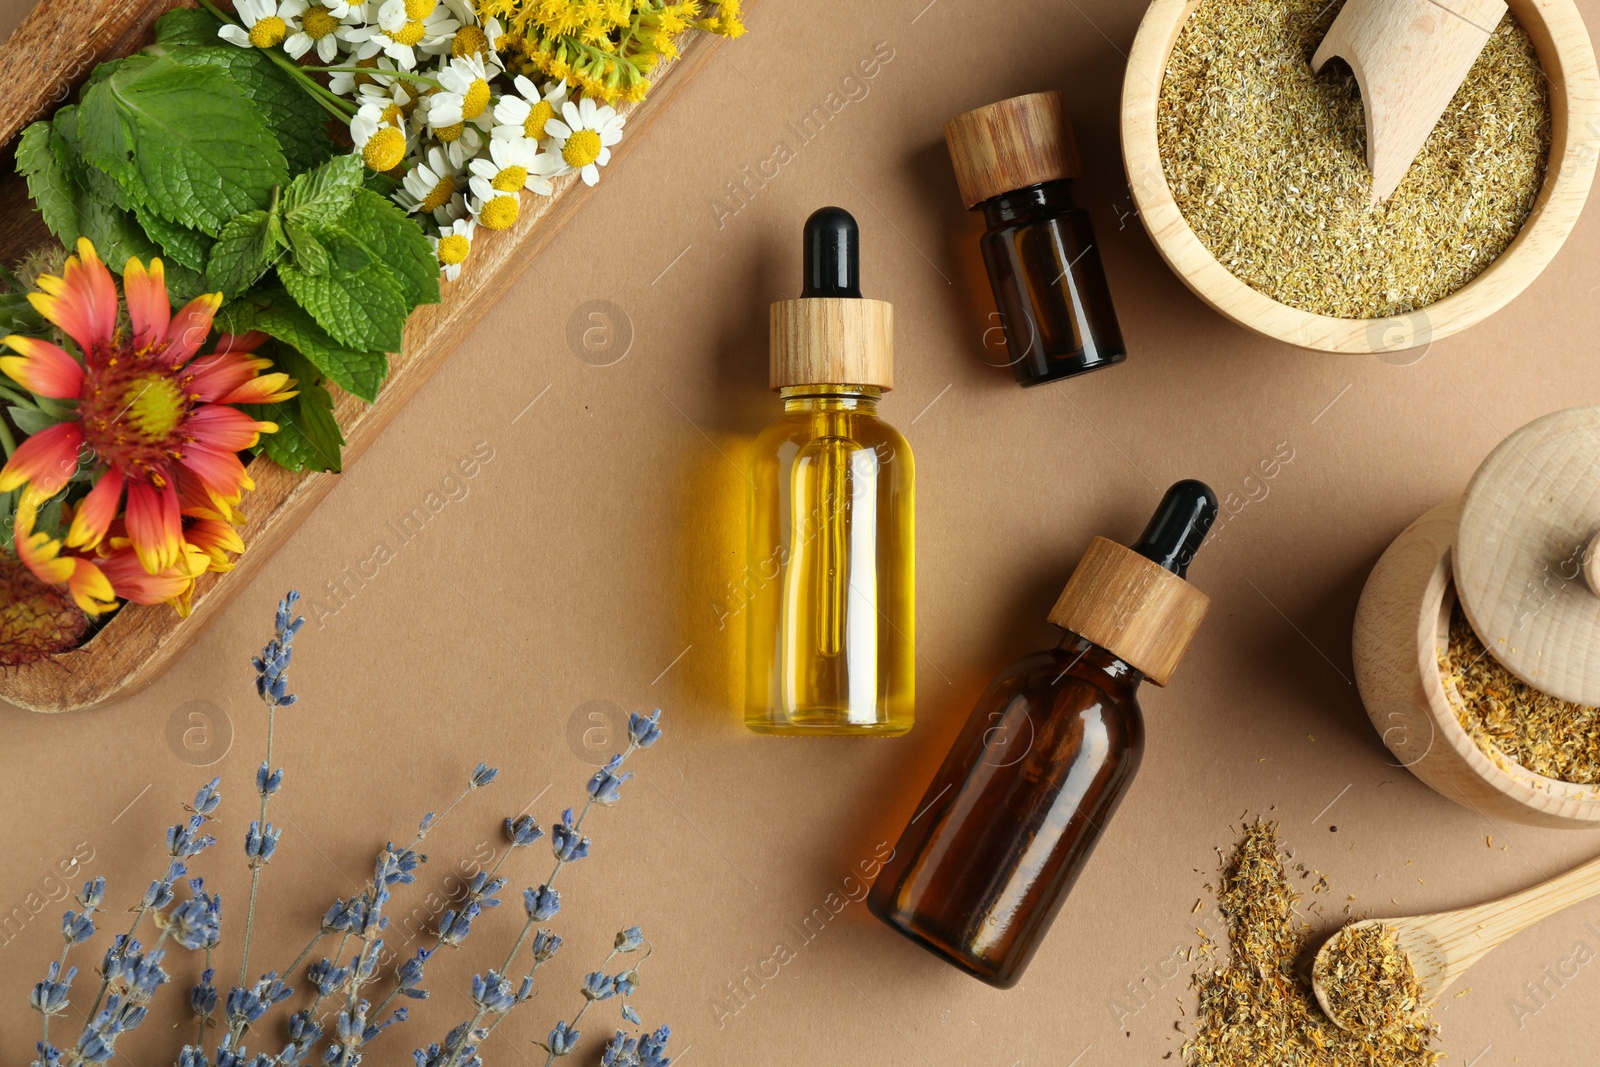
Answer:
(0, 238, 297, 594)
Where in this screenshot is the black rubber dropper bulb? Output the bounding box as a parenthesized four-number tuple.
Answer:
(1130, 479, 1219, 578)
(801, 206, 861, 297)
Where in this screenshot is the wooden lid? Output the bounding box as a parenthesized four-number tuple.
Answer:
(1047, 537, 1211, 686)
(769, 297, 894, 391)
(943, 90, 1082, 209)
(1454, 406, 1600, 705)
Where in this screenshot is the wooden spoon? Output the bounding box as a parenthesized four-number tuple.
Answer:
(1312, 851, 1600, 1028)
(1312, 0, 1507, 202)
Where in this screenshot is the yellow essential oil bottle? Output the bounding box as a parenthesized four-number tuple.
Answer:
(745, 206, 914, 736)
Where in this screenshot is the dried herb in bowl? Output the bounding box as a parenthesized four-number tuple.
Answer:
(1440, 603, 1600, 784)
(1156, 0, 1551, 320)
(1184, 821, 1441, 1066)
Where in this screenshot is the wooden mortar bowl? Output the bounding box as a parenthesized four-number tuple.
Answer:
(1352, 499, 1600, 826)
(1121, 0, 1600, 354)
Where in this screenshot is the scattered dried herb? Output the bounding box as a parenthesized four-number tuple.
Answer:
(1440, 603, 1600, 783)
(1183, 821, 1440, 1066)
(1156, 0, 1550, 319)
(1313, 923, 1422, 1036)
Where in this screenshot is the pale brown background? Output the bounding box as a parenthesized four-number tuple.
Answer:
(3, 0, 1600, 1063)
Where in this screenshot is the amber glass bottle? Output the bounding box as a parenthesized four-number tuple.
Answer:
(867, 481, 1216, 987)
(945, 91, 1125, 388)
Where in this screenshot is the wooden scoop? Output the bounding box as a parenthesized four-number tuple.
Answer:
(1312, 0, 1507, 201)
(1312, 850, 1600, 1028)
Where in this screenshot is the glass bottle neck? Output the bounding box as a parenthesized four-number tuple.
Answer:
(1054, 631, 1143, 692)
(979, 178, 1079, 227)
(780, 384, 882, 414)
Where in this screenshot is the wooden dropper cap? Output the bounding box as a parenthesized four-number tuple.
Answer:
(944, 90, 1083, 209)
(770, 207, 894, 391)
(1048, 481, 1217, 686)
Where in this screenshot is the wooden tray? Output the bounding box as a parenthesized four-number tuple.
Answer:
(0, 0, 730, 713)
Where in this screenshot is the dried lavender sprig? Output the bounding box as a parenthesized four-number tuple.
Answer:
(429, 709, 663, 1067)
(532, 929, 654, 1065)
(32, 877, 105, 1058)
(238, 591, 304, 990)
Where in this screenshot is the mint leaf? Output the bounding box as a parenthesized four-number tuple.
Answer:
(222, 290, 388, 401)
(245, 347, 344, 472)
(54, 105, 132, 212)
(158, 44, 333, 175)
(154, 7, 222, 47)
(284, 220, 330, 276)
(16, 122, 80, 243)
(76, 55, 287, 236)
(283, 154, 364, 226)
(134, 204, 213, 273)
(206, 210, 282, 298)
(279, 187, 438, 352)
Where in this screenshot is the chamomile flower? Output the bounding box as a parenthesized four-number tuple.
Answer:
(415, 93, 485, 166)
(491, 76, 569, 144)
(219, 0, 299, 49)
(545, 97, 625, 187)
(327, 55, 398, 96)
(351, 111, 407, 172)
(430, 191, 471, 226)
(344, 0, 457, 69)
(283, 0, 355, 62)
(355, 80, 419, 130)
(467, 136, 559, 201)
(395, 146, 464, 216)
(429, 55, 496, 131)
(430, 219, 476, 282)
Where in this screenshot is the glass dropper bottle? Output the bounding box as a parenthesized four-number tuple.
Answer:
(744, 207, 915, 736)
(867, 481, 1216, 985)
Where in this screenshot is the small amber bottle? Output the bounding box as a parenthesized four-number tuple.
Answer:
(866, 481, 1216, 986)
(945, 91, 1125, 388)
(744, 207, 915, 736)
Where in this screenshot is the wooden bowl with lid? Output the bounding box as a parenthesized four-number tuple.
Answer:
(1120, 0, 1600, 354)
(1352, 408, 1600, 827)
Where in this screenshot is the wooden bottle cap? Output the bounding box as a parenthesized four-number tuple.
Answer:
(769, 297, 894, 391)
(1047, 536, 1211, 686)
(943, 90, 1083, 209)
(1453, 406, 1600, 706)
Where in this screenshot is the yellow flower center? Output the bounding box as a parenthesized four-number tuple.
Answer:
(452, 25, 488, 56)
(249, 15, 288, 47)
(421, 173, 457, 212)
(380, 103, 405, 127)
(434, 120, 465, 142)
(301, 6, 340, 38)
(523, 101, 554, 139)
(491, 165, 527, 192)
(353, 55, 380, 87)
(462, 78, 491, 120)
(391, 18, 427, 45)
(562, 128, 602, 168)
(361, 126, 406, 171)
(479, 195, 520, 230)
(123, 374, 188, 441)
(404, 0, 434, 18)
(437, 234, 470, 265)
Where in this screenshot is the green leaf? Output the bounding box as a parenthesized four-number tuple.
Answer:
(8, 406, 63, 436)
(245, 348, 344, 472)
(16, 122, 80, 243)
(154, 7, 223, 47)
(284, 220, 330, 276)
(157, 44, 334, 175)
(206, 210, 281, 298)
(283, 154, 364, 226)
(76, 55, 287, 237)
(222, 290, 388, 401)
(134, 204, 213, 273)
(53, 106, 132, 213)
(279, 188, 439, 353)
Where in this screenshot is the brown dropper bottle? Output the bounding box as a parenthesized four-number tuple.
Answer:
(945, 91, 1125, 388)
(866, 481, 1216, 988)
